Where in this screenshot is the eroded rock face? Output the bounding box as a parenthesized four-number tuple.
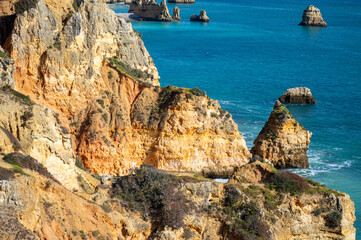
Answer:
(0, 87, 79, 190)
(5, 0, 159, 117)
(251, 101, 312, 169)
(190, 9, 209, 22)
(299, 5, 327, 27)
(129, 0, 173, 21)
(71, 68, 251, 174)
(172, 6, 181, 21)
(229, 161, 275, 184)
(0, 47, 15, 88)
(279, 87, 316, 104)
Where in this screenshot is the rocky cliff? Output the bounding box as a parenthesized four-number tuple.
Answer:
(129, 0, 173, 21)
(251, 101, 312, 168)
(279, 87, 316, 104)
(1, 0, 250, 175)
(299, 5, 327, 27)
(0, 162, 356, 239)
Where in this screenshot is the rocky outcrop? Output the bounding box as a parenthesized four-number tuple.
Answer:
(190, 9, 210, 22)
(299, 5, 327, 27)
(0, 47, 15, 88)
(104, 0, 132, 4)
(229, 161, 275, 184)
(0, 86, 80, 190)
(5, 0, 159, 117)
(251, 101, 312, 169)
(0, 163, 355, 239)
(129, 0, 173, 21)
(172, 6, 181, 21)
(168, 0, 195, 3)
(279, 87, 316, 104)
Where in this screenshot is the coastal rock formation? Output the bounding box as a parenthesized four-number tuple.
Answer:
(5, 0, 159, 117)
(0, 86, 80, 190)
(0, 47, 15, 88)
(168, 0, 195, 4)
(251, 100, 312, 168)
(299, 5, 327, 27)
(2, 0, 250, 175)
(229, 161, 274, 184)
(190, 9, 210, 22)
(104, 0, 132, 4)
(0, 163, 355, 239)
(172, 6, 181, 21)
(129, 0, 173, 21)
(279, 87, 316, 104)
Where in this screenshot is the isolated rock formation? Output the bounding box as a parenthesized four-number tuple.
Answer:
(251, 100, 312, 168)
(299, 5, 327, 27)
(168, 0, 195, 3)
(172, 6, 181, 21)
(129, 0, 173, 21)
(279, 87, 316, 104)
(190, 9, 210, 22)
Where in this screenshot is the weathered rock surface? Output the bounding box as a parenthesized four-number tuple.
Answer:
(129, 0, 173, 21)
(168, 0, 195, 3)
(172, 6, 181, 21)
(190, 9, 209, 22)
(229, 161, 275, 184)
(0, 164, 355, 240)
(0, 87, 79, 190)
(279, 87, 316, 104)
(5, 0, 159, 117)
(251, 100, 312, 169)
(0, 47, 15, 88)
(104, 0, 131, 4)
(299, 5, 327, 27)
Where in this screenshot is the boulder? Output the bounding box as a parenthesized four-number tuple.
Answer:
(190, 9, 209, 22)
(251, 101, 312, 169)
(229, 161, 275, 184)
(172, 6, 181, 21)
(129, 0, 173, 21)
(299, 5, 327, 27)
(279, 87, 316, 104)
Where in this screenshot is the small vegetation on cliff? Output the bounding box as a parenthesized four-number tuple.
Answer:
(266, 171, 310, 196)
(0, 51, 9, 58)
(188, 87, 206, 97)
(1, 85, 33, 106)
(108, 56, 148, 80)
(14, 0, 37, 14)
(110, 165, 196, 229)
(325, 211, 342, 228)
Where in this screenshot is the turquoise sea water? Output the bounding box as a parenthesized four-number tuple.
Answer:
(111, 0, 361, 236)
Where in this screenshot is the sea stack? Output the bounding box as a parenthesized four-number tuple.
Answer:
(190, 9, 210, 22)
(129, 0, 173, 21)
(168, 0, 195, 3)
(172, 6, 181, 21)
(279, 87, 316, 104)
(299, 5, 327, 27)
(251, 100, 312, 169)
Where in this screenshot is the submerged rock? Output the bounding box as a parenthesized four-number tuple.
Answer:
(279, 87, 316, 104)
(172, 6, 181, 21)
(129, 0, 173, 21)
(299, 5, 327, 27)
(251, 100, 312, 169)
(190, 9, 210, 22)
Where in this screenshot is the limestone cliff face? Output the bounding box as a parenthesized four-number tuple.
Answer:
(0, 163, 355, 240)
(299, 5, 327, 27)
(0, 87, 80, 190)
(5, 0, 159, 117)
(0, 47, 15, 88)
(71, 64, 250, 174)
(251, 101, 312, 168)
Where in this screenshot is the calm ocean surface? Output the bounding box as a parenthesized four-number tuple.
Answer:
(110, 0, 361, 236)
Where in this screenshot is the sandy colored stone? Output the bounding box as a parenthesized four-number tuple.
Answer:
(172, 6, 181, 21)
(251, 100, 312, 168)
(229, 161, 275, 184)
(190, 9, 210, 22)
(279, 87, 316, 104)
(299, 5, 327, 27)
(129, 0, 173, 21)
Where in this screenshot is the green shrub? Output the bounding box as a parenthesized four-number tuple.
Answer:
(108, 56, 148, 80)
(1, 85, 33, 106)
(189, 87, 205, 97)
(266, 171, 310, 195)
(0, 51, 9, 58)
(325, 212, 342, 228)
(14, 0, 37, 14)
(75, 158, 87, 171)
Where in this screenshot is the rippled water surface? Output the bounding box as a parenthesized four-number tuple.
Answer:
(110, 0, 361, 236)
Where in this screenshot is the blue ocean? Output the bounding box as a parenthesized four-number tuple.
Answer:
(110, 0, 361, 236)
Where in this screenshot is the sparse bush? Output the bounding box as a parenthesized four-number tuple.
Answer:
(75, 158, 87, 171)
(189, 87, 205, 97)
(21, 111, 33, 122)
(324, 211, 342, 228)
(266, 171, 310, 195)
(1, 85, 33, 106)
(14, 0, 37, 14)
